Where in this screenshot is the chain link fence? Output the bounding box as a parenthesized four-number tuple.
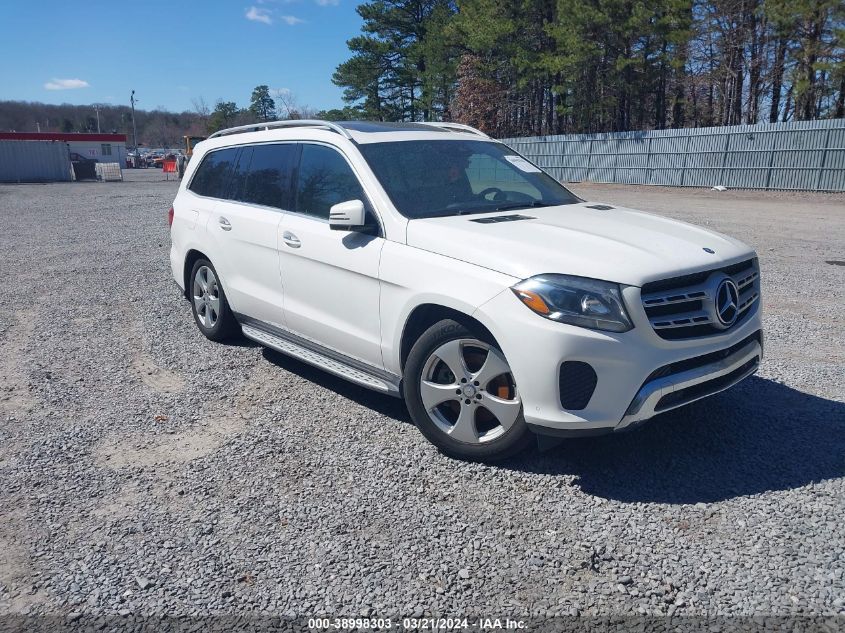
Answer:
(500, 118, 845, 192)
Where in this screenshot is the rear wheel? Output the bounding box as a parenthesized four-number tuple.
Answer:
(403, 319, 532, 461)
(189, 259, 238, 341)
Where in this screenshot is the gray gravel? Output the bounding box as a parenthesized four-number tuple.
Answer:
(0, 171, 843, 623)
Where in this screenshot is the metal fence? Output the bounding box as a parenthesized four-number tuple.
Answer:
(500, 118, 845, 192)
(0, 140, 72, 183)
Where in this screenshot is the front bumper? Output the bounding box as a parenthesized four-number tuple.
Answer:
(617, 334, 761, 430)
(474, 284, 763, 436)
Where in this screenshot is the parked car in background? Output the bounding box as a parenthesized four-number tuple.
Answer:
(168, 120, 763, 461)
(126, 151, 140, 168)
(149, 152, 178, 168)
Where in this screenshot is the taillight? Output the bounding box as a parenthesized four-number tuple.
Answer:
(167, 206, 174, 226)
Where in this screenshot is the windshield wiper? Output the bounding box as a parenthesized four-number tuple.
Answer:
(493, 201, 554, 212)
(419, 200, 556, 218)
(419, 207, 498, 218)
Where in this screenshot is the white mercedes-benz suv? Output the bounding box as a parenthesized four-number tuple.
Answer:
(169, 120, 762, 461)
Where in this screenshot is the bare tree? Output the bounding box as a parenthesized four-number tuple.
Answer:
(272, 89, 315, 120)
(191, 96, 211, 119)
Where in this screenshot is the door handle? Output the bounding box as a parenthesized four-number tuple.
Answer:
(282, 231, 301, 248)
(218, 216, 232, 231)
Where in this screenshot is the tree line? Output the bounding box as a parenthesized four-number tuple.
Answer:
(333, 0, 845, 137)
(199, 86, 328, 134)
(0, 87, 326, 147)
(4, 1, 841, 143)
(0, 100, 206, 148)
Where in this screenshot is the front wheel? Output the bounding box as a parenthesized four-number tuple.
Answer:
(403, 319, 532, 462)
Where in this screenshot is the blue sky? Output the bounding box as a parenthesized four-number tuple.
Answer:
(0, 1, 363, 113)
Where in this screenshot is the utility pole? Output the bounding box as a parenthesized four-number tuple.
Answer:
(130, 90, 138, 150)
(94, 104, 101, 133)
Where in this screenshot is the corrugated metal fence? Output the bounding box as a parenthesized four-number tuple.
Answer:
(0, 140, 72, 183)
(501, 119, 845, 192)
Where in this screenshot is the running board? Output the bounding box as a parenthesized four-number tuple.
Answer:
(241, 324, 401, 396)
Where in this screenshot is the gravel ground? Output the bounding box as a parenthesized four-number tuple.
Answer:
(0, 171, 843, 627)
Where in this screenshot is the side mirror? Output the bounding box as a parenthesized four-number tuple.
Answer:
(329, 199, 366, 231)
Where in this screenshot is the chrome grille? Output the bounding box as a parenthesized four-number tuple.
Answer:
(641, 258, 760, 340)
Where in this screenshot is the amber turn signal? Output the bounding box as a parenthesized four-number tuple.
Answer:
(512, 289, 551, 315)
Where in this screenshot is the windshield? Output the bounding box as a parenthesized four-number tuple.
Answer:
(358, 139, 581, 219)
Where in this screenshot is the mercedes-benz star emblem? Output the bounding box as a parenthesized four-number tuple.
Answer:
(715, 278, 740, 327)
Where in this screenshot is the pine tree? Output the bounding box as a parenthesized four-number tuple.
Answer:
(249, 85, 277, 122)
(208, 101, 240, 133)
(332, 0, 844, 133)
(332, 0, 456, 121)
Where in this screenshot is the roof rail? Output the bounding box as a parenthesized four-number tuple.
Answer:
(208, 119, 353, 140)
(418, 122, 491, 139)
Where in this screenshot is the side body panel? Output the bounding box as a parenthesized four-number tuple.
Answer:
(170, 187, 218, 291)
(279, 215, 385, 367)
(378, 241, 519, 376)
(211, 197, 285, 326)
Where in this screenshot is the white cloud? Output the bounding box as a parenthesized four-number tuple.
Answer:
(279, 14, 305, 24)
(245, 6, 273, 24)
(246, 6, 303, 25)
(315, 0, 339, 5)
(44, 78, 90, 90)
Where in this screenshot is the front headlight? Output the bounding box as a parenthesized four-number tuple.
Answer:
(511, 274, 633, 333)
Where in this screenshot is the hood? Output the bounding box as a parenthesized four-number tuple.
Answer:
(405, 202, 755, 287)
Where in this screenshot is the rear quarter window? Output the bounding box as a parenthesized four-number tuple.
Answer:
(188, 148, 238, 199)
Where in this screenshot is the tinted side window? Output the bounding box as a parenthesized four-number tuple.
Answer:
(227, 146, 252, 202)
(188, 148, 238, 199)
(295, 144, 365, 219)
(243, 144, 296, 209)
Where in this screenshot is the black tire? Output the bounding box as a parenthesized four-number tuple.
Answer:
(189, 258, 238, 342)
(403, 319, 533, 462)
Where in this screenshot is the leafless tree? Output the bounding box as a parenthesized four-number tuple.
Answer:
(271, 89, 315, 120)
(191, 96, 211, 119)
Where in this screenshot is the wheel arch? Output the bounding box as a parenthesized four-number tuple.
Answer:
(399, 303, 497, 372)
(183, 248, 210, 298)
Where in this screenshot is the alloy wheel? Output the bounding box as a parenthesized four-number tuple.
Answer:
(192, 265, 221, 328)
(419, 338, 521, 444)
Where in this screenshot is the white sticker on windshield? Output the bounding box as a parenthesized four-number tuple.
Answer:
(504, 155, 542, 173)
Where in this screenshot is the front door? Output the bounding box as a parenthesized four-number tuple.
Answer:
(278, 143, 385, 368)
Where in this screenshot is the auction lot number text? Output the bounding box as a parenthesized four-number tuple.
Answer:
(308, 617, 526, 630)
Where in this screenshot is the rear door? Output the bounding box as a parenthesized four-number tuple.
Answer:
(277, 143, 385, 367)
(212, 143, 296, 326)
